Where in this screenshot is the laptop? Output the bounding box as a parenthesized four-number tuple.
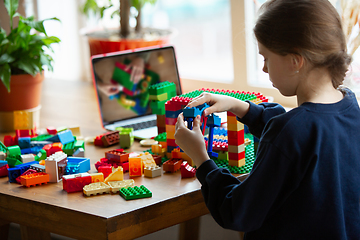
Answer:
(91, 45, 182, 139)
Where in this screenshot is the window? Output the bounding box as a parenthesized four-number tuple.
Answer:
(142, 0, 234, 83)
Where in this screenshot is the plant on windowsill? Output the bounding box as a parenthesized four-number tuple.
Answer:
(0, 0, 60, 113)
(80, 0, 172, 56)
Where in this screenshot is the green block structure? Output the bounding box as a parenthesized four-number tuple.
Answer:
(119, 185, 152, 200)
(212, 133, 255, 174)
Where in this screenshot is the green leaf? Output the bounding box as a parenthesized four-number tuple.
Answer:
(0, 63, 11, 92)
(16, 60, 38, 75)
(41, 36, 61, 46)
(4, 0, 19, 23)
(0, 53, 15, 65)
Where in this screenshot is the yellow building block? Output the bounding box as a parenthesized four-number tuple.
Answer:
(228, 159, 246, 167)
(140, 152, 157, 169)
(228, 144, 245, 153)
(144, 165, 162, 178)
(108, 179, 135, 193)
(227, 122, 244, 131)
(104, 167, 124, 183)
(226, 115, 238, 124)
(90, 172, 104, 183)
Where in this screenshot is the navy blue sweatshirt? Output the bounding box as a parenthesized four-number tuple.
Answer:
(196, 88, 360, 239)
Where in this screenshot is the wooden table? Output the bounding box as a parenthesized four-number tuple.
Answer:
(0, 79, 246, 240)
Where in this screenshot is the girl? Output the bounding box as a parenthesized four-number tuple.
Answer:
(174, 0, 360, 239)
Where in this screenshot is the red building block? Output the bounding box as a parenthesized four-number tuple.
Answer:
(228, 151, 245, 161)
(0, 164, 9, 177)
(163, 158, 183, 173)
(105, 149, 129, 163)
(47, 127, 57, 135)
(98, 165, 112, 179)
(180, 162, 196, 178)
(227, 130, 244, 146)
(62, 173, 92, 193)
(16, 169, 37, 184)
(101, 131, 120, 147)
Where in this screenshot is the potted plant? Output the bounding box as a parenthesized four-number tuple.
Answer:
(80, 0, 172, 55)
(0, 0, 60, 112)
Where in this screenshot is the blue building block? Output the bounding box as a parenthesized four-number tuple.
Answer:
(57, 130, 75, 145)
(165, 109, 183, 118)
(18, 137, 31, 149)
(65, 157, 90, 175)
(7, 161, 38, 183)
(0, 160, 7, 167)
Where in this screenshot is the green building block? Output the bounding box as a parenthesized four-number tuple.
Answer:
(154, 132, 167, 142)
(7, 145, 21, 159)
(0, 141, 7, 153)
(31, 134, 53, 141)
(119, 185, 152, 200)
(118, 128, 134, 149)
(35, 149, 47, 161)
(149, 81, 176, 96)
(7, 157, 23, 167)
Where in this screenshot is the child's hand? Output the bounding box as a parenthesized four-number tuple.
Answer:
(187, 92, 250, 118)
(175, 113, 209, 167)
(124, 57, 145, 83)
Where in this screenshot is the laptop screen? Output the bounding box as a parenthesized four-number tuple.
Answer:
(91, 45, 182, 128)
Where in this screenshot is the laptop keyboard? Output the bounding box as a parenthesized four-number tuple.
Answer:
(122, 119, 157, 131)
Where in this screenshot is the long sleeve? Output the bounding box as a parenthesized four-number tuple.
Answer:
(196, 136, 307, 232)
(237, 101, 286, 139)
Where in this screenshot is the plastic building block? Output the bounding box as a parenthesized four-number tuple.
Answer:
(163, 158, 183, 173)
(15, 169, 38, 184)
(18, 137, 31, 149)
(102, 131, 120, 147)
(0, 160, 7, 167)
(20, 172, 50, 187)
(89, 172, 104, 183)
(171, 148, 182, 159)
(47, 127, 57, 135)
(118, 128, 134, 149)
(98, 165, 112, 178)
(62, 173, 92, 193)
(65, 157, 90, 174)
(30, 163, 45, 172)
(107, 179, 135, 193)
(57, 130, 74, 145)
(104, 166, 124, 183)
(7, 161, 38, 182)
(139, 152, 157, 169)
(45, 151, 68, 182)
(21, 154, 35, 164)
(73, 148, 85, 157)
(68, 126, 81, 136)
(83, 182, 111, 196)
(144, 165, 162, 178)
(7, 145, 21, 159)
(119, 185, 152, 200)
(0, 164, 8, 177)
(105, 149, 129, 163)
(129, 156, 143, 178)
(180, 162, 196, 178)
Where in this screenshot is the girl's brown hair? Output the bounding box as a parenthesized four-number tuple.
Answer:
(254, 0, 352, 88)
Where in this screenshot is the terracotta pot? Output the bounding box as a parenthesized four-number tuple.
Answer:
(83, 27, 172, 56)
(0, 72, 44, 112)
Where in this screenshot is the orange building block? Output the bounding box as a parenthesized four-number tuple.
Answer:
(129, 156, 143, 177)
(20, 172, 50, 187)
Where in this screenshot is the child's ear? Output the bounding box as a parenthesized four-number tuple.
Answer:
(292, 54, 304, 71)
